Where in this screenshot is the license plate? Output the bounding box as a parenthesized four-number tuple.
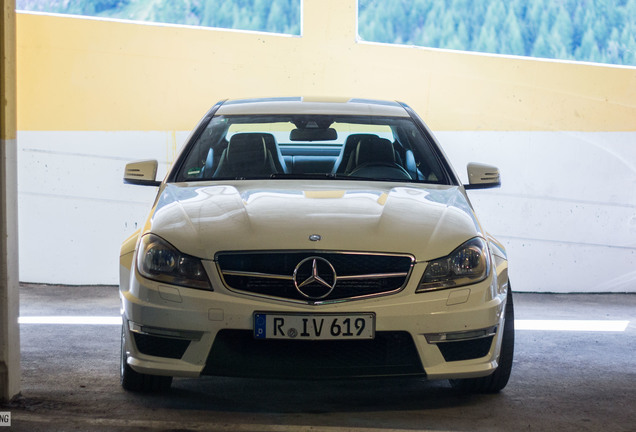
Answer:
(253, 312, 375, 340)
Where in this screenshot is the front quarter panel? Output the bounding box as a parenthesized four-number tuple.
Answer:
(120, 228, 141, 292)
(488, 234, 509, 297)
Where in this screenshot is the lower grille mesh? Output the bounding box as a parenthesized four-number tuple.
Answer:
(203, 330, 425, 378)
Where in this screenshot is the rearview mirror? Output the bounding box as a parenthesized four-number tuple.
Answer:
(464, 163, 501, 189)
(290, 128, 337, 141)
(124, 160, 161, 186)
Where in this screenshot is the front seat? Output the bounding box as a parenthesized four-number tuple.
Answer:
(332, 134, 379, 175)
(213, 133, 278, 178)
(348, 137, 412, 180)
(262, 133, 288, 174)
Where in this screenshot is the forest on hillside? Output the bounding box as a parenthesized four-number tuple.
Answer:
(360, 0, 636, 66)
(16, 0, 636, 66)
(17, 0, 302, 34)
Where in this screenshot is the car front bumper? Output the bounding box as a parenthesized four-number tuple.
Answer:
(120, 262, 508, 381)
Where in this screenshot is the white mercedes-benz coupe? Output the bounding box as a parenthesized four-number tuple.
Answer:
(119, 97, 513, 393)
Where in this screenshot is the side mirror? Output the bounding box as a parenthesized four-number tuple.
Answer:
(464, 163, 501, 190)
(124, 160, 161, 186)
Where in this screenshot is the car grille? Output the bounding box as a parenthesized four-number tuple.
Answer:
(216, 251, 414, 304)
(202, 330, 425, 378)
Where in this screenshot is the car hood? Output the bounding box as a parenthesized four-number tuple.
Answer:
(146, 181, 484, 261)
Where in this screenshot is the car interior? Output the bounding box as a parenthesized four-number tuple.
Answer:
(175, 116, 447, 184)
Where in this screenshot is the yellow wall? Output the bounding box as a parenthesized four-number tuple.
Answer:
(12, 0, 636, 291)
(16, 0, 636, 132)
(1, 0, 16, 140)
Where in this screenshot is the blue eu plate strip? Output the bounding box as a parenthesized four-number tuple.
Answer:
(254, 313, 266, 339)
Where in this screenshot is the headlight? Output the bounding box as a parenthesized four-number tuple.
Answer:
(417, 237, 490, 292)
(136, 233, 212, 290)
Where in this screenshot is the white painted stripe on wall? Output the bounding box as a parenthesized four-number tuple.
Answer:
(18, 316, 631, 332)
(17, 130, 636, 292)
(19, 316, 122, 325)
(515, 320, 630, 332)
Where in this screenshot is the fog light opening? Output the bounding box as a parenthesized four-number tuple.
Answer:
(425, 325, 497, 344)
(128, 321, 203, 341)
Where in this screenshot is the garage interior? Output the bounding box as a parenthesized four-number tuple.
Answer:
(2, 0, 635, 430)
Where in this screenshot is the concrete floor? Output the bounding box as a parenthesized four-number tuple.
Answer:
(2, 284, 635, 431)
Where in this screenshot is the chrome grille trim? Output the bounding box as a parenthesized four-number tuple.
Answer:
(338, 272, 409, 280)
(221, 270, 409, 280)
(215, 250, 415, 305)
(221, 270, 293, 280)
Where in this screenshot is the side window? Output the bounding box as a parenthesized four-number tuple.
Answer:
(179, 144, 209, 180)
(177, 118, 229, 181)
(396, 122, 446, 184)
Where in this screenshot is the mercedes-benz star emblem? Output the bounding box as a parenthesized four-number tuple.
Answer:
(293, 257, 337, 300)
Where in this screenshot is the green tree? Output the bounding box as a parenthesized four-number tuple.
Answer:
(552, 6, 574, 53)
(474, 24, 498, 54)
(446, 20, 470, 51)
(151, 0, 198, 26)
(619, 9, 636, 65)
(576, 28, 602, 62)
(531, 34, 552, 58)
(571, 2, 587, 51)
(201, 0, 235, 29)
(266, 0, 285, 33)
(524, 0, 546, 55)
(500, 8, 524, 55)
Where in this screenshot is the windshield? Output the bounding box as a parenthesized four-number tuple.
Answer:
(173, 114, 450, 184)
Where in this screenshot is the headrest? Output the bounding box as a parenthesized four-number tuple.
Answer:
(344, 134, 379, 149)
(227, 133, 267, 163)
(355, 137, 395, 166)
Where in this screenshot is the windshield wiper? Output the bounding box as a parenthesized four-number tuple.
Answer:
(269, 173, 421, 183)
(210, 173, 419, 183)
(269, 173, 339, 180)
(342, 175, 419, 183)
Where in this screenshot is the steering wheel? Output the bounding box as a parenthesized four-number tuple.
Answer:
(348, 162, 412, 180)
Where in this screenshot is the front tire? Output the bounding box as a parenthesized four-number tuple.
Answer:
(120, 324, 173, 392)
(451, 287, 515, 393)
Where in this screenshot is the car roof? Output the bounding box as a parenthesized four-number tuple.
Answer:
(215, 97, 411, 117)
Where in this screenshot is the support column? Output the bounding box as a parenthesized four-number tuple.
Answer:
(0, 0, 20, 402)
